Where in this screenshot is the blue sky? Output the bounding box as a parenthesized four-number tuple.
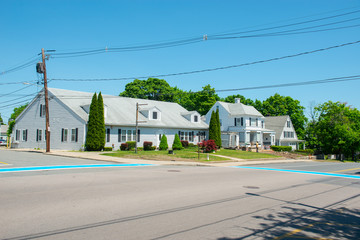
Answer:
(1, 0, 360, 122)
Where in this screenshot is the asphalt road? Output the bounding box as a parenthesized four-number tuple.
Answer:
(1, 150, 360, 239)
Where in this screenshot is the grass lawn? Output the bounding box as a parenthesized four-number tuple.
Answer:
(102, 147, 226, 162)
(102, 147, 279, 161)
(214, 149, 279, 159)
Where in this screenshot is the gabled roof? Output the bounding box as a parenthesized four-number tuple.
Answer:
(218, 101, 263, 117)
(264, 115, 289, 139)
(48, 88, 208, 130)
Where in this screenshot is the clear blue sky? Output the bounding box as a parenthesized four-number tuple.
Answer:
(1, 0, 359, 122)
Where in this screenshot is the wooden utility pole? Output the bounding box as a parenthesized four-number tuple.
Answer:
(41, 48, 50, 152)
(135, 102, 147, 153)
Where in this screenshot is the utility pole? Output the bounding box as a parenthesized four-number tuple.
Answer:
(41, 48, 50, 152)
(135, 102, 147, 153)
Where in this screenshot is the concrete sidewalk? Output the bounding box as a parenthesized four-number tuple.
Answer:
(4, 148, 313, 167)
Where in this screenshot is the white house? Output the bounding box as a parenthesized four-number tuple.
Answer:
(264, 115, 304, 150)
(205, 99, 275, 149)
(11, 88, 208, 151)
(0, 125, 8, 141)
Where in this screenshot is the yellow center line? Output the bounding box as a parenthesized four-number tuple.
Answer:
(272, 224, 315, 240)
(331, 167, 360, 173)
(0, 161, 9, 165)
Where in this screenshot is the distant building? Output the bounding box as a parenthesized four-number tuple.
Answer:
(264, 115, 304, 150)
(11, 88, 208, 150)
(0, 125, 8, 141)
(205, 98, 275, 149)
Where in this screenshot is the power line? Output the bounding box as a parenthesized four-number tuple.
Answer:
(49, 40, 360, 82)
(0, 56, 40, 77)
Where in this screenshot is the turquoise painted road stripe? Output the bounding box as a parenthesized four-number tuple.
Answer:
(234, 166, 360, 179)
(0, 164, 155, 173)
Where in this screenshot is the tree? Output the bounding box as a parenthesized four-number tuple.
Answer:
(222, 94, 255, 106)
(260, 94, 307, 139)
(97, 92, 105, 150)
(159, 134, 168, 150)
(7, 103, 29, 137)
(85, 93, 99, 151)
(0, 113, 3, 125)
(172, 133, 183, 150)
(120, 78, 177, 102)
(183, 85, 220, 115)
(215, 108, 222, 148)
(312, 101, 360, 159)
(208, 111, 217, 142)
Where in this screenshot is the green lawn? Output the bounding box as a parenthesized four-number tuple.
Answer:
(214, 149, 278, 159)
(102, 147, 278, 161)
(102, 147, 226, 161)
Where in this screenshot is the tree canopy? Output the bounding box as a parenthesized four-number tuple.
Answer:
(0, 113, 3, 125)
(309, 101, 360, 158)
(7, 103, 29, 137)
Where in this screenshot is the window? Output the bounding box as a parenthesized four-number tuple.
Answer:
(61, 128, 68, 142)
(249, 118, 251, 126)
(121, 130, 126, 142)
(36, 129, 42, 142)
(152, 111, 157, 119)
(40, 104, 46, 117)
(127, 130, 132, 141)
(137, 129, 140, 142)
(106, 128, 110, 142)
(241, 117, 244, 126)
(194, 115, 198, 122)
(44, 129, 46, 141)
(256, 118, 258, 127)
(287, 121, 291, 128)
(16, 130, 20, 141)
(261, 121, 264, 128)
(118, 129, 121, 142)
(132, 130, 136, 141)
(71, 128, 78, 142)
(22, 130, 28, 142)
(179, 131, 195, 142)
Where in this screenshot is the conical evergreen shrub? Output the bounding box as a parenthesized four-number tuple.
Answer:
(85, 93, 99, 151)
(159, 134, 168, 150)
(209, 111, 217, 142)
(97, 92, 105, 151)
(215, 108, 222, 148)
(172, 133, 183, 150)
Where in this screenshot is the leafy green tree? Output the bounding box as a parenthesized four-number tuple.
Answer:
(159, 134, 168, 150)
(215, 109, 222, 148)
(313, 101, 360, 159)
(183, 85, 220, 115)
(222, 94, 255, 106)
(0, 113, 4, 125)
(7, 103, 29, 137)
(172, 133, 183, 150)
(85, 93, 99, 151)
(260, 94, 307, 139)
(120, 78, 177, 102)
(97, 92, 105, 150)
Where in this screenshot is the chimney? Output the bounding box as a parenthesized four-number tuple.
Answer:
(235, 98, 241, 104)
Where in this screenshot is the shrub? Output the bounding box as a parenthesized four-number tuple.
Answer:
(181, 140, 189, 148)
(137, 147, 143, 151)
(143, 141, 153, 151)
(120, 143, 128, 151)
(159, 135, 168, 150)
(126, 141, 136, 150)
(295, 149, 314, 154)
(199, 140, 217, 153)
(172, 134, 183, 150)
(188, 143, 196, 148)
(103, 147, 113, 151)
(270, 146, 292, 152)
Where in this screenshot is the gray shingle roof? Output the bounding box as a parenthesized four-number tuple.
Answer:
(218, 101, 263, 117)
(49, 88, 208, 130)
(264, 116, 289, 139)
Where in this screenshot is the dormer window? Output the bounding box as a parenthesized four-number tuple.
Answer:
(153, 111, 158, 120)
(40, 104, 46, 117)
(194, 115, 198, 122)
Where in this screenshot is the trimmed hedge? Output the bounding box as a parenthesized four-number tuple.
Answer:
(270, 146, 292, 152)
(143, 141, 153, 151)
(159, 135, 168, 150)
(172, 134, 183, 150)
(295, 149, 315, 154)
(181, 140, 189, 148)
(103, 147, 113, 151)
(120, 143, 128, 151)
(126, 141, 136, 150)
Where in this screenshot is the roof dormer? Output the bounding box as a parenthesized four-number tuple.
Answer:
(181, 111, 201, 123)
(140, 106, 161, 121)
